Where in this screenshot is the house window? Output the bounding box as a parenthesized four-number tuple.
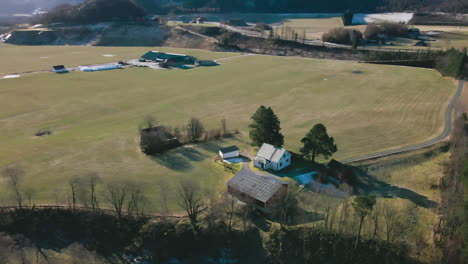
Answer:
(286, 159, 290, 163)
(280, 162, 283, 167)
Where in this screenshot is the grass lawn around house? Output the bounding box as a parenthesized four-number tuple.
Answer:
(0, 46, 456, 212)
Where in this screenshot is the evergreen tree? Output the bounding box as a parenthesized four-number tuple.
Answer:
(249, 106, 284, 147)
(300, 123, 337, 163)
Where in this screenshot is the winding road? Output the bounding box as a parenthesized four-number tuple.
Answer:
(340, 79, 465, 164)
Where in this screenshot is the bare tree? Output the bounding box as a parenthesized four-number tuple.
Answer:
(158, 180, 170, 221)
(87, 173, 101, 211)
(23, 187, 35, 208)
(187, 118, 205, 143)
(371, 203, 381, 240)
(106, 182, 128, 219)
(205, 190, 224, 230)
(69, 176, 80, 211)
(221, 118, 227, 136)
(225, 194, 237, 232)
(239, 204, 253, 232)
(383, 204, 398, 242)
(177, 179, 204, 231)
(143, 115, 157, 130)
(1, 166, 24, 208)
(127, 184, 147, 217)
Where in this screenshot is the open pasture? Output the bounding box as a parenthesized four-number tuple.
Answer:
(0, 44, 239, 76)
(0, 46, 456, 210)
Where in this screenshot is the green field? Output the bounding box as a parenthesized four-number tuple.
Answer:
(0, 45, 456, 210)
(0, 44, 239, 75)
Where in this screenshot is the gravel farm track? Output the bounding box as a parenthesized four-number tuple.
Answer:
(341, 79, 465, 164)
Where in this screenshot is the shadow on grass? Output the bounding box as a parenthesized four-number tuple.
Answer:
(267, 153, 326, 178)
(151, 146, 208, 171)
(355, 169, 437, 208)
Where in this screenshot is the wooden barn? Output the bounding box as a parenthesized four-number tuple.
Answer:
(227, 170, 288, 209)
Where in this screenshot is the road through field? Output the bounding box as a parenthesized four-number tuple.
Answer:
(341, 79, 465, 164)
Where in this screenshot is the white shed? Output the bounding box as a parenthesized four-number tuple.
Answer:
(219, 146, 240, 159)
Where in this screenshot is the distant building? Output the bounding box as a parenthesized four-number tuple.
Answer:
(52, 65, 68, 74)
(141, 51, 197, 66)
(408, 28, 420, 38)
(254, 143, 291, 171)
(225, 19, 248, 27)
(219, 146, 240, 159)
(190, 17, 206, 24)
(145, 15, 161, 24)
(227, 169, 288, 209)
(414, 40, 430, 47)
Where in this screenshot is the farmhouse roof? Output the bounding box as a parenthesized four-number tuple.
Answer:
(227, 170, 288, 203)
(220, 145, 239, 154)
(327, 159, 345, 170)
(256, 143, 287, 163)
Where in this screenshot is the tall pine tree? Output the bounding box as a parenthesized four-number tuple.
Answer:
(300, 123, 337, 163)
(249, 106, 284, 147)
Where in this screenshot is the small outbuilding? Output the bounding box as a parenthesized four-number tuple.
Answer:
(227, 170, 288, 209)
(219, 146, 240, 159)
(141, 51, 197, 66)
(254, 143, 291, 171)
(52, 65, 68, 74)
(191, 17, 206, 24)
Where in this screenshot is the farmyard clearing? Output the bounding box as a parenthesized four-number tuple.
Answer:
(0, 46, 456, 209)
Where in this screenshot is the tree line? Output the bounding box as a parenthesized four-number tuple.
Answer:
(138, 0, 467, 14)
(140, 115, 235, 155)
(0, 171, 422, 263)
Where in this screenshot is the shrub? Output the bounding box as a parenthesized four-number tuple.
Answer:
(140, 126, 180, 155)
(364, 23, 384, 39)
(254, 22, 272, 31)
(435, 48, 467, 78)
(35, 128, 53, 137)
(381, 22, 408, 37)
(365, 23, 408, 39)
(322, 28, 362, 45)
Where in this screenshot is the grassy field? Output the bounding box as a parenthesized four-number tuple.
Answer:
(0, 45, 456, 211)
(0, 44, 239, 76)
(276, 17, 343, 39)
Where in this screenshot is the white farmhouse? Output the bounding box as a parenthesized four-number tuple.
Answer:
(219, 146, 240, 159)
(254, 143, 291, 171)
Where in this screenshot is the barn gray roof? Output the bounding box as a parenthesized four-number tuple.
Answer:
(227, 170, 288, 203)
(256, 143, 287, 163)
